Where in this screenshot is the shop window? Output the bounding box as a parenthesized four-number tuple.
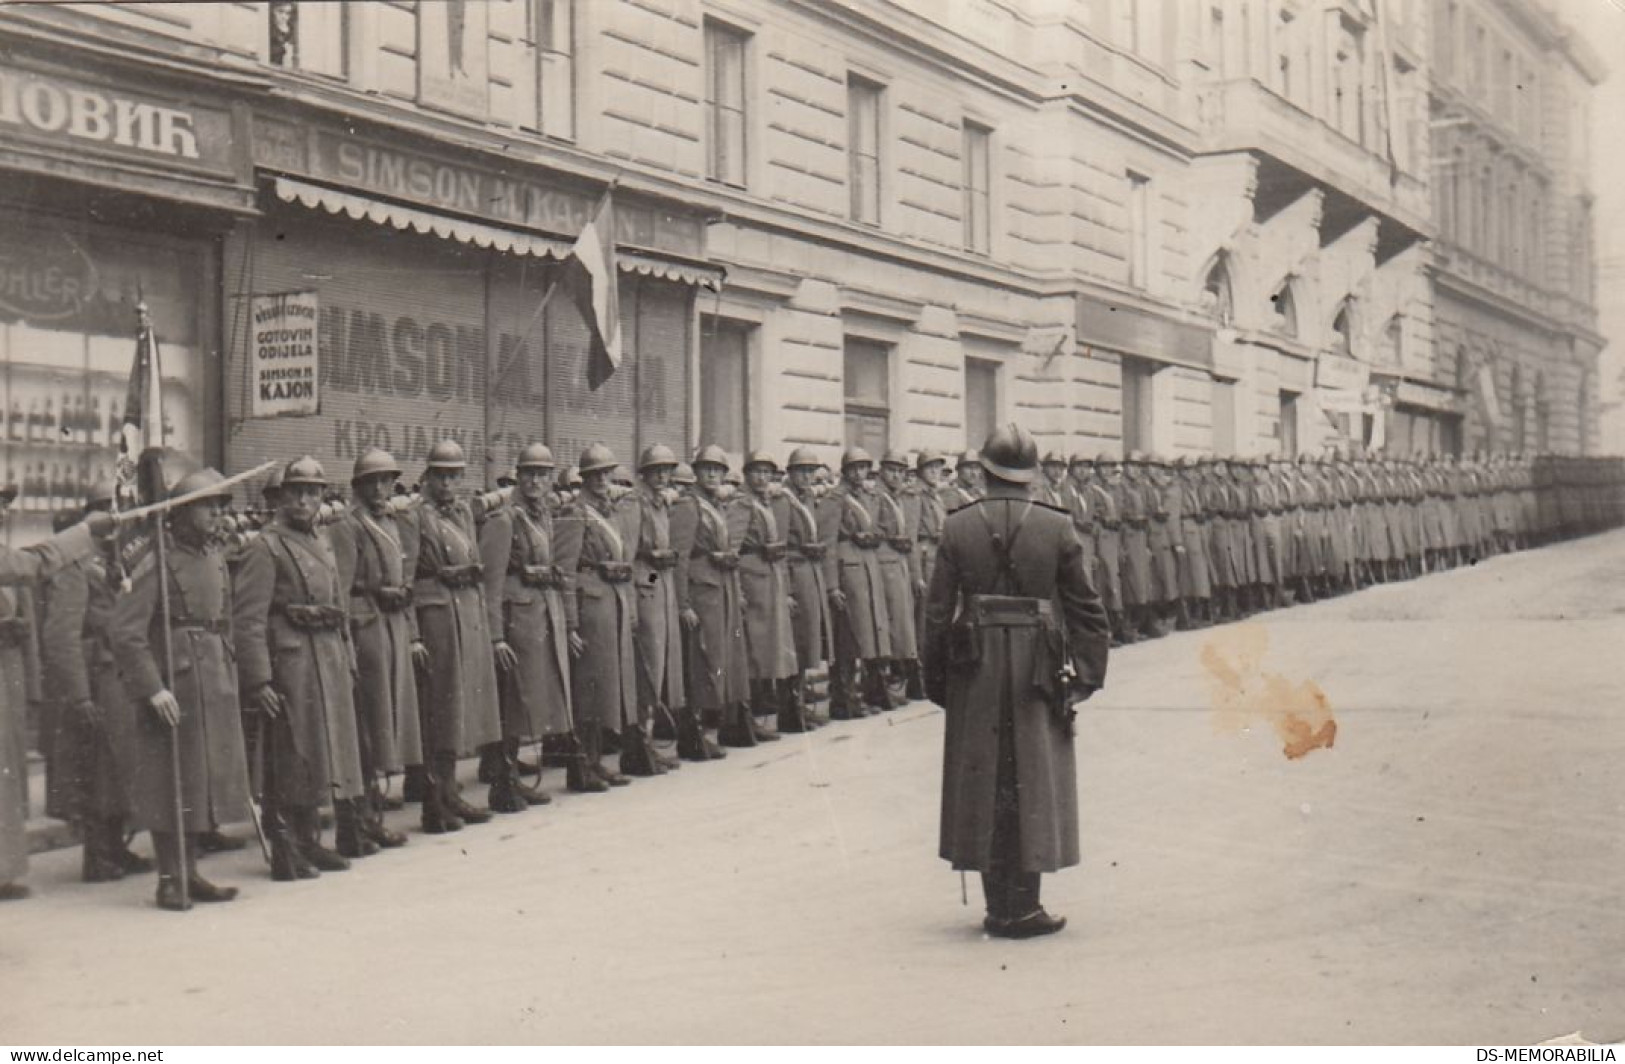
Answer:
(848, 76, 883, 226)
(268, 0, 348, 79)
(532, 0, 576, 141)
(843, 338, 890, 455)
(962, 122, 992, 254)
(0, 219, 209, 547)
(704, 19, 749, 188)
(965, 357, 998, 452)
(1120, 357, 1157, 454)
(1127, 172, 1151, 289)
(699, 317, 751, 456)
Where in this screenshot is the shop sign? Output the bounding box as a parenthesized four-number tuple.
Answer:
(1075, 298, 1212, 368)
(0, 64, 235, 176)
(250, 291, 320, 417)
(1315, 354, 1369, 393)
(0, 231, 97, 324)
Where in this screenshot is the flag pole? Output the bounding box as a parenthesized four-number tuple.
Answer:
(138, 299, 190, 911)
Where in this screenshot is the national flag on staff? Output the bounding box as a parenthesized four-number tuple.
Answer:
(562, 186, 622, 391)
(119, 300, 169, 505)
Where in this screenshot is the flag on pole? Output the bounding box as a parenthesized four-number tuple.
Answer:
(119, 300, 168, 505)
(562, 186, 622, 391)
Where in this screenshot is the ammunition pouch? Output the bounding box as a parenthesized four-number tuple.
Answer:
(842, 531, 880, 549)
(639, 549, 678, 571)
(436, 564, 483, 589)
(593, 561, 633, 584)
(705, 550, 740, 571)
(795, 543, 827, 562)
(279, 603, 347, 631)
(887, 536, 913, 554)
(362, 585, 414, 612)
(744, 543, 787, 563)
(0, 617, 31, 647)
(518, 565, 566, 590)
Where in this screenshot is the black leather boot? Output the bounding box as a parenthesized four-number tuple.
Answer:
(717, 702, 758, 747)
(487, 745, 529, 813)
(361, 782, 408, 847)
(619, 724, 665, 778)
(420, 762, 464, 834)
(566, 729, 611, 792)
(185, 833, 238, 903)
(81, 819, 125, 883)
(294, 807, 350, 872)
(436, 751, 492, 823)
(676, 708, 726, 761)
(113, 823, 154, 873)
(335, 799, 380, 857)
(777, 678, 810, 734)
(153, 832, 191, 912)
(268, 805, 320, 880)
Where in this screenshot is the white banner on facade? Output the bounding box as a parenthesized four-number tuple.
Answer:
(250, 290, 319, 418)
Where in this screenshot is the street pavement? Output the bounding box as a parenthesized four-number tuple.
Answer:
(3, 529, 1623, 1045)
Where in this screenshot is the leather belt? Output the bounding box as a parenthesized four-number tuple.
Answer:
(638, 549, 678, 571)
(436, 564, 483, 589)
(517, 565, 566, 590)
(795, 542, 827, 561)
(357, 585, 413, 612)
(169, 617, 230, 636)
(278, 603, 347, 631)
(585, 561, 633, 583)
(965, 594, 1054, 629)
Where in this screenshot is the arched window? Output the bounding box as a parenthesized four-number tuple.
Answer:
(1331, 301, 1354, 359)
(1380, 315, 1402, 366)
(1202, 254, 1234, 326)
(1270, 279, 1298, 337)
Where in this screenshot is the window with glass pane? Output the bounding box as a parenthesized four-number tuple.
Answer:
(700, 318, 750, 453)
(964, 358, 997, 451)
(268, 0, 347, 78)
(1127, 172, 1150, 289)
(848, 76, 882, 225)
(844, 338, 889, 450)
(534, 0, 575, 140)
(962, 122, 991, 253)
(705, 21, 748, 187)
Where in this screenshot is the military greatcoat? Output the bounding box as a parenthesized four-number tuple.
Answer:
(628, 486, 685, 718)
(479, 499, 572, 740)
(555, 492, 641, 731)
(234, 516, 365, 807)
(109, 531, 252, 835)
(670, 488, 748, 712)
(412, 498, 502, 755)
(819, 482, 893, 661)
(736, 487, 798, 683)
(779, 487, 831, 668)
(873, 484, 918, 660)
(1177, 476, 1213, 600)
(330, 502, 423, 774)
(922, 497, 1110, 874)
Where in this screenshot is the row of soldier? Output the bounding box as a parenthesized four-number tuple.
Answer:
(3, 441, 1621, 909)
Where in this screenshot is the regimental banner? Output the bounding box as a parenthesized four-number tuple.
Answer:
(250, 291, 319, 418)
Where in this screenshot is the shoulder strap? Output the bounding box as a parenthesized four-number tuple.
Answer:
(975, 499, 1035, 596)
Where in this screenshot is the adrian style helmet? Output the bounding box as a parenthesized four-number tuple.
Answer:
(979, 424, 1039, 485)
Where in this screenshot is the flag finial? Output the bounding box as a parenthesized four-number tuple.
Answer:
(136, 297, 152, 331)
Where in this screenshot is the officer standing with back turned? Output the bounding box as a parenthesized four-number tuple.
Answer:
(922, 424, 1110, 939)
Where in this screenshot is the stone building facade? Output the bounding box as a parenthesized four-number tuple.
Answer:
(0, 0, 1606, 534)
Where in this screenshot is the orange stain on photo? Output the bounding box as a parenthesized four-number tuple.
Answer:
(1200, 623, 1337, 760)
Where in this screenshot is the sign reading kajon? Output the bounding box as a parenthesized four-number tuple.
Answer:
(250, 290, 319, 417)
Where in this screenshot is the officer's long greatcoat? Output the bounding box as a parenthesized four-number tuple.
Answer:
(670, 488, 748, 712)
(819, 482, 893, 661)
(40, 552, 131, 823)
(628, 486, 685, 717)
(922, 497, 1110, 874)
(234, 517, 365, 807)
(1116, 480, 1153, 606)
(109, 532, 252, 835)
(780, 486, 831, 668)
(736, 488, 797, 682)
(1149, 478, 1180, 603)
(555, 492, 641, 731)
(873, 484, 918, 660)
(1083, 479, 1122, 612)
(412, 498, 502, 755)
(479, 499, 572, 739)
(1177, 476, 1213, 600)
(330, 502, 423, 774)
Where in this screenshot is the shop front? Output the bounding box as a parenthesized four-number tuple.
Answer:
(0, 45, 256, 547)
(229, 115, 718, 487)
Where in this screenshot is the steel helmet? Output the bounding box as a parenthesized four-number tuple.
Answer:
(577, 444, 618, 477)
(672, 462, 696, 486)
(840, 447, 874, 470)
(352, 448, 403, 484)
(516, 443, 556, 470)
(692, 444, 730, 471)
(638, 444, 679, 471)
(281, 455, 328, 489)
(915, 449, 946, 472)
(425, 440, 467, 471)
(957, 450, 982, 469)
(880, 449, 909, 468)
(169, 467, 234, 504)
(743, 449, 779, 472)
(1042, 450, 1067, 467)
(786, 447, 822, 470)
(979, 424, 1039, 485)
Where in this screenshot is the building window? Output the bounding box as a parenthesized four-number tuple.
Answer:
(1438, 0, 1457, 79)
(1271, 281, 1298, 337)
(1120, 357, 1157, 454)
(268, 0, 348, 78)
(1127, 172, 1151, 289)
(843, 338, 890, 454)
(848, 76, 883, 225)
(700, 317, 751, 455)
(1278, 390, 1300, 456)
(962, 121, 992, 254)
(532, 0, 575, 140)
(1332, 302, 1354, 359)
(704, 20, 749, 187)
(1202, 255, 1234, 325)
(1381, 315, 1403, 367)
(1211, 378, 1237, 454)
(964, 357, 998, 451)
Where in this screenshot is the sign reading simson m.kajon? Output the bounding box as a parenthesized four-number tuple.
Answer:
(250, 291, 320, 418)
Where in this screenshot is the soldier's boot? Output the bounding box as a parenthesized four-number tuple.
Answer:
(402, 764, 427, 804)
(582, 726, 631, 788)
(335, 799, 381, 857)
(485, 741, 530, 814)
(1175, 598, 1193, 631)
(81, 818, 126, 883)
(195, 827, 247, 855)
(293, 807, 350, 873)
(507, 739, 553, 805)
(113, 823, 154, 873)
(420, 759, 465, 834)
(436, 751, 493, 823)
(828, 660, 860, 720)
(675, 708, 726, 762)
(267, 805, 321, 880)
(619, 723, 665, 778)
(883, 661, 908, 709)
(905, 656, 926, 701)
(360, 780, 408, 848)
(184, 834, 238, 903)
(777, 678, 811, 734)
(152, 832, 191, 912)
(652, 708, 678, 742)
(717, 701, 759, 747)
(862, 663, 892, 714)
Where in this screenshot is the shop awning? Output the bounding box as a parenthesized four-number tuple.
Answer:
(272, 176, 723, 287)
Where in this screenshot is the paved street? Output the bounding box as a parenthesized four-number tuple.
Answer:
(3, 530, 1622, 1045)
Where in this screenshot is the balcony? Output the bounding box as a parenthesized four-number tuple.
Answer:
(1197, 78, 1431, 236)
